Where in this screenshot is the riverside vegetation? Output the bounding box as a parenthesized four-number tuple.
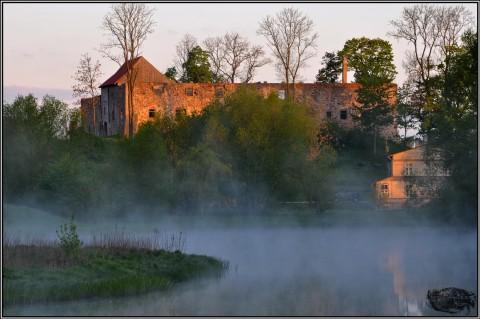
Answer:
(3, 219, 226, 306)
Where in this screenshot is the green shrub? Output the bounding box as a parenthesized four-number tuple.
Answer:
(56, 217, 82, 258)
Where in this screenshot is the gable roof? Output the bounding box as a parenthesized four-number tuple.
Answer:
(99, 56, 173, 88)
(99, 57, 142, 88)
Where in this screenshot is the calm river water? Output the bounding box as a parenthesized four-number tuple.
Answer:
(3, 216, 477, 316)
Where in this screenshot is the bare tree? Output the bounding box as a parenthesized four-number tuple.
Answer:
(222, 32, 251, 83)
(242, 46, 270, 83)
(389, 4, 473, 103)
(203, 36, 226, 82)
(204, 32, 269, 83)
(436, 6, 474, 73)
(72, 53, 102, 134)
(101, 3, 155, 138)
(258, 7, 318, 97)
(174, 34, 198, 80)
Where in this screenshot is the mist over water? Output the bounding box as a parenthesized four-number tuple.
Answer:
(3, 206, 477, 316)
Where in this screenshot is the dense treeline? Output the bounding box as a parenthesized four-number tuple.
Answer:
(4, 4, 476, 221)
(3, 88, 339, 216)
(425, 31, 478, 218)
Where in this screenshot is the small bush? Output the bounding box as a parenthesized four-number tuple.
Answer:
(56, 217, 82, 258)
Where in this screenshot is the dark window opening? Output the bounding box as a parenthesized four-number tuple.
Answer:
(340, 110, 347, 120)
(149, 109, 156, 118)
(104, 122, 108, 136)
(175, 108, 187, 118)
(185, 88, 194, 96)
(405, 184, 415, 198)
(326, 111, 332, 119)
(215, 88, 224, 98)
(112, 109, 115, 121)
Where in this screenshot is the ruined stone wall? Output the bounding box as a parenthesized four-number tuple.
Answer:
(84, 80, 397, 138)
(128, 82, 390, 134)
(80, 95, 101, 135)
(98, 85, 125, 136)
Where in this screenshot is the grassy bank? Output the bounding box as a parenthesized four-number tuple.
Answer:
(3, 239, 226, 306)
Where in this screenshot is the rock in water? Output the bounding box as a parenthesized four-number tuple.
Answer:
(427, 287, 476, 314)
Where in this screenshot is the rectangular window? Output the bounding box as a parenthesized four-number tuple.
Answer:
(215, 88, 224, 98)
(326, 111, 332, 119)
(404, 163, 414, 176)
(185, 88, 194, 96)
(278, 90, 286, 100)
(380, 184, 389, 198)
(149, 109, 156, 118)
(340, 110, 347, 120)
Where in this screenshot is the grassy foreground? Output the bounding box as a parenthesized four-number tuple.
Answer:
(3, 244, 226, 306)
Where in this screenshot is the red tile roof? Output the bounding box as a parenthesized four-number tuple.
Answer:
(99, 56, 142, 88)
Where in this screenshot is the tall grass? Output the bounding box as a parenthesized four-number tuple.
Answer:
(3, 231, 226, 307)
(89, 230, 185, 252)
(3, 230, 186, 269)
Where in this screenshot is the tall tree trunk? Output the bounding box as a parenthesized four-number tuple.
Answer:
(285, 70, 290, 98)
(128, 85, 134, 138)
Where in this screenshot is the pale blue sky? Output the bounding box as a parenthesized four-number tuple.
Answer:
(3, 2, 477, 94)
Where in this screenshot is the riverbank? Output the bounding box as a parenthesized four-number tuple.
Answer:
(3, 243, 226, 306)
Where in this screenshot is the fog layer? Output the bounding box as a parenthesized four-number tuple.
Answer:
(4, 207, 476, 316)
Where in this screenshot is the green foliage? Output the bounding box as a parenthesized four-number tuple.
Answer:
(165, 66, 177, 81)
(426, 31, 477, 215)
(2, 95, 71, 200)
(199, 88, 335, 206)
(340, 37, 397, 154)
(316, 51, 342, 83)
(340, 37, 397, 83)
(3, 246, 225, 306)
(181, 46, 213, 83)
(56, 217, 83, 258)
(4, 88, 339, 214)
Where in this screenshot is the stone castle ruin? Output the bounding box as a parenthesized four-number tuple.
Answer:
(80, 56, 397, 138)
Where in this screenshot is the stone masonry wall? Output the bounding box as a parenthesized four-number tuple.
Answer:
(130, 81, 397, 136)
(83, 81, 397, 138)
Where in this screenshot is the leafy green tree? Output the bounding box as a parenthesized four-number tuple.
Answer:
(39, 152, 99, 212)
(181, 46, 213, 83)
(316, 51, 342, 83)
(56, 216, 83, 258)
(340, 37, 397, 155)
(3, 95, 70, 199)
(176, 144, 233, 210)
(127, 121, 175, 205)
(428, 31, 477, 215)
(165, 66, 177, 81)
(199, 87, 335, 208)
(340, 37, 396, 83)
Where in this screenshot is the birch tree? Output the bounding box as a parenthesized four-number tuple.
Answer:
(72, 53, 102, 134)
